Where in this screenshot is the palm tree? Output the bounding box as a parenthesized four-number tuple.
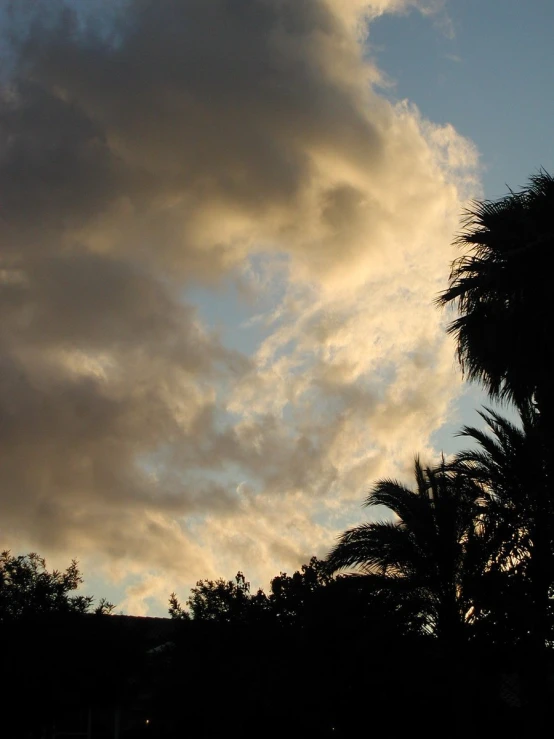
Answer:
(327, 460, 490, 737)
(437, 172, 554, 725)
(327, 459, 484, 646)
(453, 406, 553, 723)
(437, 171, 554, 421)
(453, 406, 552, 644)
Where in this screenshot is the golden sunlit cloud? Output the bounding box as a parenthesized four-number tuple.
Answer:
(0, 0, 479, 609)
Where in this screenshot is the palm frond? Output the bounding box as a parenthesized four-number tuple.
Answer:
(327, 521, 425, 580)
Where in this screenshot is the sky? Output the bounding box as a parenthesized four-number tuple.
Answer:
(0, 0, 552, 616)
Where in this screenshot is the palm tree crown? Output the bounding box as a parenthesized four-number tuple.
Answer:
(327, 459, 483, 643)
(437, 171, 554, 412)
(452, 406, 553, 647)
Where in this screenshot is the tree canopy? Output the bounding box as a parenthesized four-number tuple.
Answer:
(0, 550, 114, 622)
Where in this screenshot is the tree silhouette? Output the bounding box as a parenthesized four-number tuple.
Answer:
(436, 172, 554, 729)
(437, 171, 554, 418)
(0, 552, 120, 738)
(453, 407, 552, 643)
(269, 556, 332, 626)
(0, 550, 114, 621)
(452, 406, 553, 721)
(326, 460, 510, 738)
(170, 571, 268, 624)
(326, 459, 486, 647)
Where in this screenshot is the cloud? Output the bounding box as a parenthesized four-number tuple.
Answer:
(0, 0, 479, 608)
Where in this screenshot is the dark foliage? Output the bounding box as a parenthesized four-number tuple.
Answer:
(327, 459, 487, 646)
(437, 171, 554, 413)
(0, 550, 114, 621)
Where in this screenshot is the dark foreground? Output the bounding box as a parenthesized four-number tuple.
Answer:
(2, 612, 543, 739)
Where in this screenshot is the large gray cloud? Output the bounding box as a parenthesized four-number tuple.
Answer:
(0, 0, 478, 611)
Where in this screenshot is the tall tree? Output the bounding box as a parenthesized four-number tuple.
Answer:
(453, 407, 551, 641)
(452, 406, 553, 722)
(438, 173, 554, 727)
(327, 460, 495, 738)
(326, 459, 484, 646)
(437, 171, 554, 420)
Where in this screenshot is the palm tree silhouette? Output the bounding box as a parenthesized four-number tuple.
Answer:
(437, 171, 554, 420)
(437, 170, 554, 726)
(327, 459, 484, 647)
(327, 460, 493, 736)
(453, 406, 553, 723)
